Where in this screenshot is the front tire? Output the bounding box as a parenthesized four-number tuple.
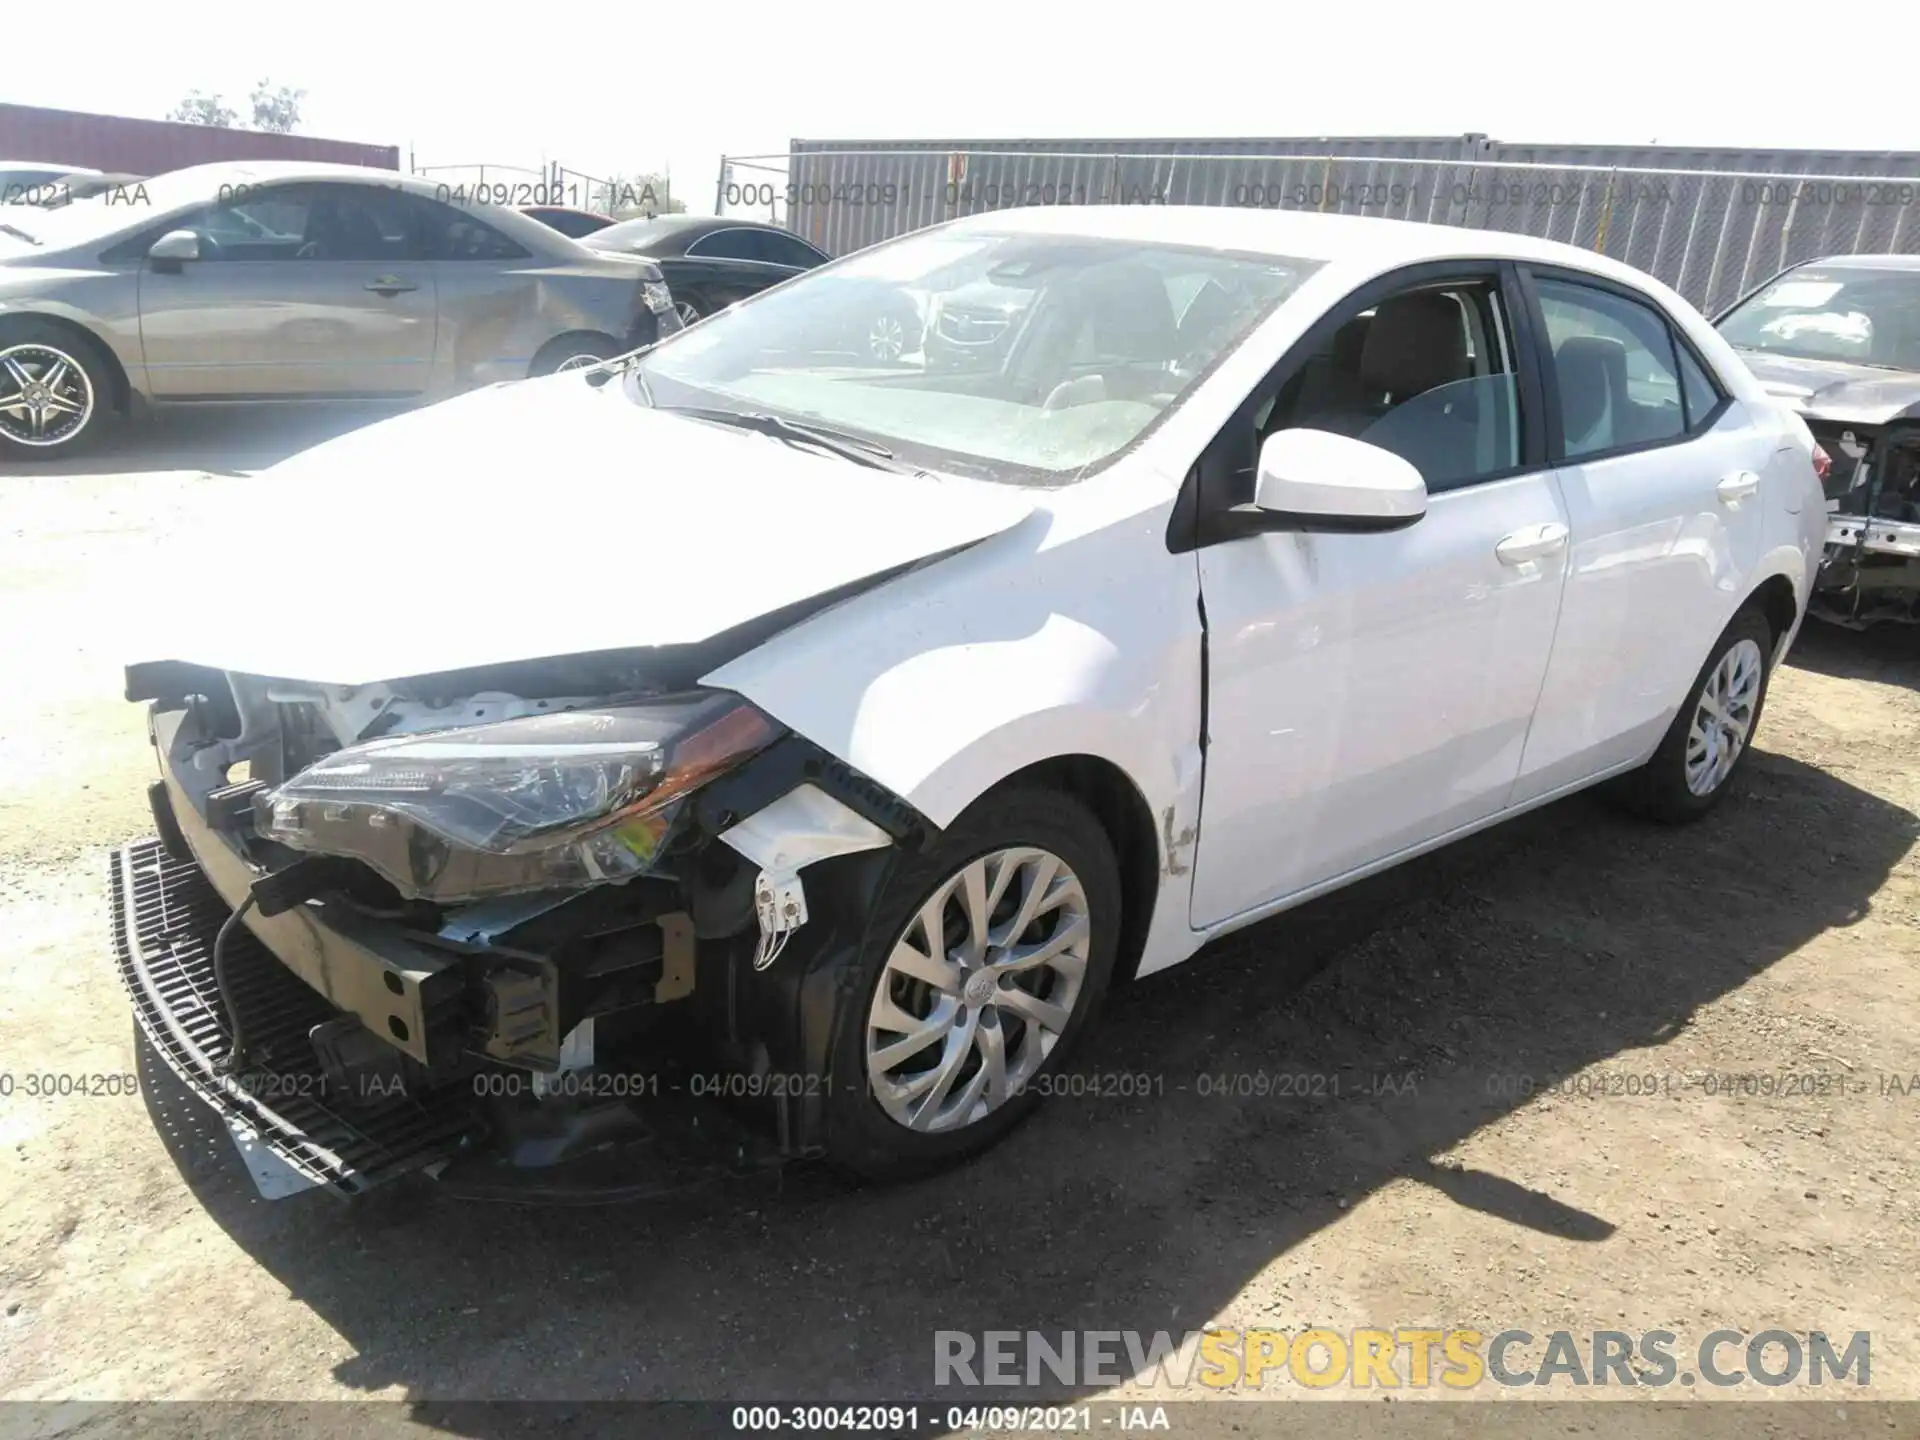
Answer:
(1610, 605, 1775, 823)
(0, 321, 115, 461)
(825, 786, 1121, 1181)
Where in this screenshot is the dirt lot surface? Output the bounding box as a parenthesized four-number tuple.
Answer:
(2, 410, 1918, 1436)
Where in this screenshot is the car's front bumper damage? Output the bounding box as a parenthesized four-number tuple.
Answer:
(1811, 418, 1920, 627)
(114, 668, 934, 1202)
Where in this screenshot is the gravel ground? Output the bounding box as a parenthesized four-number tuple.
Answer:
(2, 409, 1917, 1436)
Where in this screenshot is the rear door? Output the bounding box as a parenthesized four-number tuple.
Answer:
(1189, 260, 1573, 928)
(684, 227, 807, 300)
(409, 195, 550, 388)
(1509, 266, 1771, 802)
(136, 182, 436, 400)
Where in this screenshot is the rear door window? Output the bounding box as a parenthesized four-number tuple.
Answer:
(1535, 278, 1686, 458)
(412, 198, 530, 261)
(687, 228, 767, 262)
(757, 231, 829, 268)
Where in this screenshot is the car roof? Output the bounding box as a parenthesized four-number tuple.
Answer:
(0, 160, 102, 176)
(132, 160, 442, 192)
(1788, 253, 1920, 272)
(66, 161, 588, 253)
(949, 204, 1678, 291)
(591, 214, 805, 253)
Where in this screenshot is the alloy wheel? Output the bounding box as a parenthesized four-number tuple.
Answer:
(0, 343, 94, 448)
(1685, 637, 1764, 796)
(865, 846, 1091, 1133)
(676, 300, 703, 328)
(553, 352, 607, 373)
(867, 313, 906, 362)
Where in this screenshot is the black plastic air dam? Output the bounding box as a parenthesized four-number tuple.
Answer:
(111, 838, 479, 1195)
(113, 838, 798, 1202)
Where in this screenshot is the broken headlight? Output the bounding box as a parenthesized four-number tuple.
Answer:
(260, 690, 780, 903)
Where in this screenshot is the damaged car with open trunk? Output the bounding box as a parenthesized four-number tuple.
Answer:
(1716, 254, 1920, 628)
(113, 205, 1822, 1203)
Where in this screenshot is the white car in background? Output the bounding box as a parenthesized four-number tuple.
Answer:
(0, 160, 101, 206)
(115, 206, 1825, 1202)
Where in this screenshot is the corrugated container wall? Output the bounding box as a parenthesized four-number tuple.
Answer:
(0, 103, 399, 176)
(779, 134, 1920, 313)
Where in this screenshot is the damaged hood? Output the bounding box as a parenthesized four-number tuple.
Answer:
(151, 375, 1036, 686)
(1733, 350, 1920, 427)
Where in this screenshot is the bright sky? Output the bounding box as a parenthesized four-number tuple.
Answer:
(14, 0, 1920, 214)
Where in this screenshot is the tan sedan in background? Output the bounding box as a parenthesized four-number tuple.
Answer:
(0, 161, 679, 460)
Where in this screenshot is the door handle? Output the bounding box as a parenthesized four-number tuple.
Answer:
(1717, 471, 1760, 503)
(1494, 522, 1570, 565)
(364, 276, 418, 296)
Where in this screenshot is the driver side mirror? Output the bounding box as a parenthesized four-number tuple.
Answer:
(1248, 428, 1428, 532)
(147, 229, 201, 272)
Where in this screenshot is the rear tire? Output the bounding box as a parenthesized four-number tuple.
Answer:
(528, 332, 619, 377)
(824, 786, 1121, 1182)
(0, 319, 116, 461)
(1608, 605, 1776, 824)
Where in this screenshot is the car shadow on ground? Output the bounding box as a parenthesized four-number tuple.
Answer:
(1787, 616, 1920, 688)
(16, 404, 400, 479)
(133, 750, 1912, 1431)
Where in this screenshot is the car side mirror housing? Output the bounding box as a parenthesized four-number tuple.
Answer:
(1249, 428, 1428, 532)
(148, 230, 201, 270)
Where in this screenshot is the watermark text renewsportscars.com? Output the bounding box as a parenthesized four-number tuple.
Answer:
(935, 1328, 1870, 1390)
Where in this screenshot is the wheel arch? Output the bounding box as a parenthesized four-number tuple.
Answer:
(1741, 545, 1810, 661)
(974, 753, 1164, 985)
(1750, 572, 1799, 648)
(0, 310, 133, 415)
(527, 329, 620, 377)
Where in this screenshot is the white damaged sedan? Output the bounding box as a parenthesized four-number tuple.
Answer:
(114, 206, 1826, 1199)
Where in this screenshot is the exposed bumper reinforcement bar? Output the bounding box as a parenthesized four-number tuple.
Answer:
(110, 837, 481, 1197)
(1827, 513, 1920, 558)
(113, 837, 792, 1203)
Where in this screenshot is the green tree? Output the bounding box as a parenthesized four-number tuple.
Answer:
(166, 81, 303, 133)
(249, 81, 305, 134)
(167, 91, 238, 128)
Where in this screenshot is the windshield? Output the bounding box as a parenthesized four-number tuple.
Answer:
(0, 170, 227, 249)
(632, 229, 1320, 484)
(1, 166, 78, 193)
(1718, 267, 1920, 371)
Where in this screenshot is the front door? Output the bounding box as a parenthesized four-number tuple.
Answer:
(1190, 264, 1571, 928)
(137, 182, 436, 400)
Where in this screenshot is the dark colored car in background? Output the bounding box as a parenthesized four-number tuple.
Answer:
(585, 215, 925, 364)
(584, 215, 829, 326)
(1716, 255, 1920, 627)
(519, 205, 617, 240)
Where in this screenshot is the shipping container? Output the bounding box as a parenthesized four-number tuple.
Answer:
(0, 102, 399, 178)
(732, 134, 1920, 313)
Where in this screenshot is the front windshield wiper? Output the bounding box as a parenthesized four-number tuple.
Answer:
(655, 405, 917, 473)
(0, 223, 39, 245)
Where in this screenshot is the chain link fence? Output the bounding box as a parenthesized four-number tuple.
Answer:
(716, 147, 1920, 315)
